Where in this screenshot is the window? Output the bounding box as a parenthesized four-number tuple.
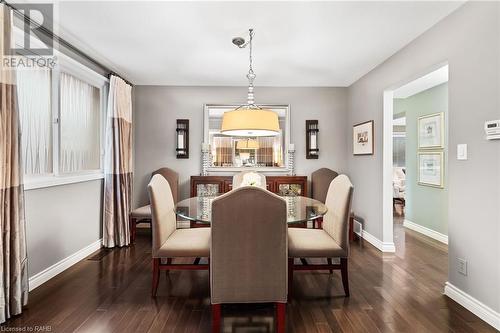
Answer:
(59, 72, 101, 173)
(204, 105, 290, 171)
(17, 68, 53, 175)
(16, 55, 107, 188)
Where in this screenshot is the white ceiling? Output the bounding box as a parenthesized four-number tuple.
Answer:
(53, 1, 464, 86)
(394, 65, 449, 98)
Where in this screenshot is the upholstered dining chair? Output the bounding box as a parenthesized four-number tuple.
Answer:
(148, 174, 210, 296)
(288, 175, 354, 297)
(310, 168, 339, 229)
(311, 168, 339, 203)
(129, 167, 179, 242)
(232, 171, 267, 190)
(210, 186, 287, 333)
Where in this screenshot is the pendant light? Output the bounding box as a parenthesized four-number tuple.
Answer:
(221, 29, 280, 137)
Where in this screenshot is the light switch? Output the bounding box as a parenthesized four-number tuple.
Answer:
(457, 144, 468, 160)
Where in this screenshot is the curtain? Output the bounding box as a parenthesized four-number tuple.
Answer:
(0, 4, 29, 324)
(103, 75, 132, 248)
(17, 68, 52, 175)
(59, 72, 100, 173)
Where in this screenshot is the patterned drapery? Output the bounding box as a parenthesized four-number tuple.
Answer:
(103, 75, 133, 247)
(0, 3, 29, 324)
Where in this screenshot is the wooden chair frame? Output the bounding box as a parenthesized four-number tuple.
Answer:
(129, 216, 151, 243)
(152, 258, 209, 296)
(288, 257, 350, 298)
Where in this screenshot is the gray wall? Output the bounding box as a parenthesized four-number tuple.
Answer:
(133, 86, 348, 206)
(395, 83, 448, 236)
(347, 2, 499, 312)
(25, 180, 103, 277)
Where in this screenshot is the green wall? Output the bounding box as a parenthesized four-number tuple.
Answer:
(394, 83, 448, 236)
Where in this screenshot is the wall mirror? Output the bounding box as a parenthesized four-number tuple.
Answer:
(203, 104, 290, 172)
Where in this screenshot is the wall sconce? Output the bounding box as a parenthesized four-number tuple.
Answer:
(176, 119, 189, 159)
(306, 120, 319, 159)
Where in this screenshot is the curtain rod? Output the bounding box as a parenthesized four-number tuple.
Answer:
(108, 72, 133, 87)
(2, 0, 133, 86)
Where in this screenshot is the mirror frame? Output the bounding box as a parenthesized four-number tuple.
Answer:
(203, 104, 291, 173)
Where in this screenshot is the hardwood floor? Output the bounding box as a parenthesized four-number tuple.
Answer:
(3, 226, 495, 332)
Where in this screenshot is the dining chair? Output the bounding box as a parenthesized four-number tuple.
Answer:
(311, 168, 339, 203)
(210, 186, 287, 333)
(129, 167, 179, 242)
(311, 168, 339, 229)
(232, 171, 267, 190)
(288, 174, 354, 297)
(148, 174, 210, 296)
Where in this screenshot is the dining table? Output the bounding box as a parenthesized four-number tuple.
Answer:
(174, 194, 328, 225)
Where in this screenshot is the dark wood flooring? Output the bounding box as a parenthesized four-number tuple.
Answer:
(3, 221, 496, 332)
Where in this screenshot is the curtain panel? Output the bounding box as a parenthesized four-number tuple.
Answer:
(103, 75, 133, 247)
(0, 4, 29, 324)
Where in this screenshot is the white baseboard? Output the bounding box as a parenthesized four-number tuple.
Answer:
(28, 238, 102, 291)
(361, 230, 396, 253)
(444, 282, 500, 330)
(404, 219, 448, 244)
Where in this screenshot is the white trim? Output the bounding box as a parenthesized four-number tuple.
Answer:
(444, 282, 500, 331)
(28, 239, 102, 291)
(382, 63, 449, 252)
(362, 230, 396, 253)
(58, 51, 108, 87)
(403, 219, 448, 244)
(382, 90, 395, 246)
(24, 172, 104, 190)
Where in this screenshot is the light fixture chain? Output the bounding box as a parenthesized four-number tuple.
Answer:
(246, 29, 256, 107)
(248, 29, 254, 75)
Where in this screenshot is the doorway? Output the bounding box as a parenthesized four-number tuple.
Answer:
(383, 64, 449, 251)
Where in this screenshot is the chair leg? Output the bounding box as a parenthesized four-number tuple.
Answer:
(152, 258, 160, 297)
(165, 258, 172, 276)
(212, 304, 221, 333)
(288, 258, 294, 301)
(316, 217, 323, 229)
(327, 258, 333, 274)
(340, 258, 350, 297)
(349, 213, 355, 242)
(129, 216, 137, 243)
(276, 303, 286, 333)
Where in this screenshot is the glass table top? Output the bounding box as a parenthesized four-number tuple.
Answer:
(175, 195, 327, 225)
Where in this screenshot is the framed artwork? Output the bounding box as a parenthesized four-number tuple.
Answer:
(418, 112, 444, 149)
(418, 151, 444, 188)
(353, 120, 374, 155)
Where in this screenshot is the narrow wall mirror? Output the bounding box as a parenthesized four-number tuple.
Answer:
(203, 104, 290, 172)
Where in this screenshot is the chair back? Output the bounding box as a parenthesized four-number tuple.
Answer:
(147, 174, 177, 257)
(322, 175, 354, 256)
(311, 168, 339, 203)
(232, 171, 267, 190)
(210, 186, 287, 304)
(153, 167, 179, 203)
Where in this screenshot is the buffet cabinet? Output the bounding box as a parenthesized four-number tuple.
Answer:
(190, 175, 308, 197)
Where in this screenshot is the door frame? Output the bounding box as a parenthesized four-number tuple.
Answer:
(381, 62, 449, 248)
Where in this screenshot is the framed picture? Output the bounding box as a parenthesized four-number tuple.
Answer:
(353, 120, 374, 155)
(418, 112, 444, 149)
(418, 151, 444, 188)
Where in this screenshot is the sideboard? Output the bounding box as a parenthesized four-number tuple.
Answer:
(190, 175, 308, 197)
